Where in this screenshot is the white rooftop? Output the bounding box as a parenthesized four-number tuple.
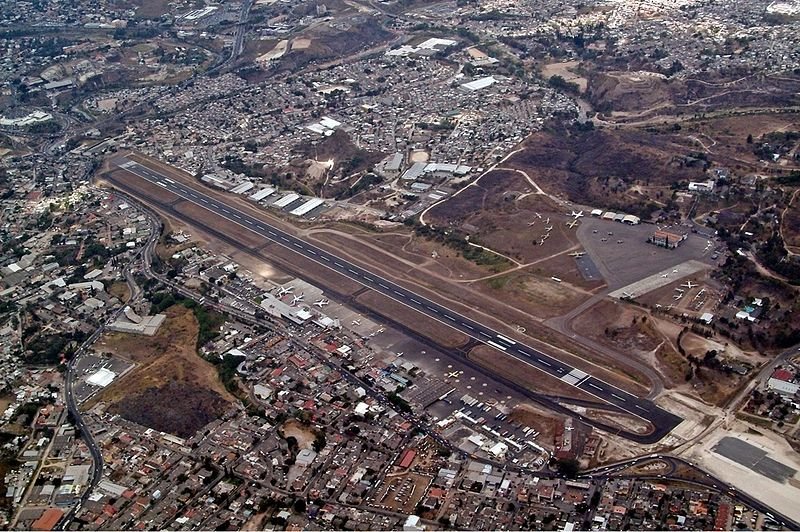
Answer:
(87, 368, 116, 388)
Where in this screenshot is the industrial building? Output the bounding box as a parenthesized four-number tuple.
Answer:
(649, 230, 687, 249)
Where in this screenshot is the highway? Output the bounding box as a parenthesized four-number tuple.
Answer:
(110, 156, 683, 442)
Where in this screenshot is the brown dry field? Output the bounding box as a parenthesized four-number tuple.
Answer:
(468, 345, 596, 402)
(477, 270, 591, 319)
(426, 169, 583, 264)
(108, 281, 130, 302)
(571, 300, 663, 357)
(355, 290, 469, 349)
(508, 404, 562, 443)
(373, 473, 432, 514)
(535, 253, 607, 292)
(281, 420, 316, 449)
(88, 305, 234, 405)
(505, 126, 708, 210)
(654, 342, 691, 388)
(677, 114, 800, 173)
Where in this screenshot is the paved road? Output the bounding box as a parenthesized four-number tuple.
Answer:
(58, 216, 160, 529)
(109, 157, 683, 443)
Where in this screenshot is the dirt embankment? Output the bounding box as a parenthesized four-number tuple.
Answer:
(88, 305, 234, 438)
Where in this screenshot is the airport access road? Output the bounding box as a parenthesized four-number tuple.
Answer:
(109, 156, 683, 443)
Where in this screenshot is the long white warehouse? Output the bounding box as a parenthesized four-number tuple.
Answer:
(290, 198, 324, 217)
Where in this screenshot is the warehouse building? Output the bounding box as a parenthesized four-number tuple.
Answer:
(649, 230, 686, 249)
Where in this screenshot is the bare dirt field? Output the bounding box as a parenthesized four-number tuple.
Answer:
(291, 38, 312, 50)
(426, 169, 580, 264)
(477, 271, 590, 319)
(108, 281, 130, 302)
(571, 300, 664, 360)
(87, 305, 234, 437)
(508, 404, 562, 444)
(281, 420, 316, 449)
(373, 473, 431, 513)
(541, 60, 588, 92)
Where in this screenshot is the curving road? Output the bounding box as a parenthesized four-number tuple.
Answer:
(109, 156, 683, 443)
(58, 215, 160, 529)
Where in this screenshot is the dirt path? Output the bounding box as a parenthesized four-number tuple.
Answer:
(780, 188, 800, 256)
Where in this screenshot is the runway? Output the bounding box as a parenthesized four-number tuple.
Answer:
(109, 156, 683, 441)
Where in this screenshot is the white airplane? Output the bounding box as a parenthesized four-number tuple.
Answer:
(674, 288, 684, 293)
(545, 217, 550, 225)
(681, 281, 698, 289)
(352, 319, 361, 326)
(277, 285, 294, 296)
(535, 212, 542, 219)
(527, 220, 536, 226)
(661, 273, 669, 278)
(672, 269, 678, 274)
(545, 226, 553, 232)
(568, 251, 585, 257)
(314, 299, 329, 307)
(621, 291, 634, 299)
(566, 220, 579, 229)
(446, 370, 463, 379)
(673, 294, 682, 300)
(291, 294, 304, 305)
(570, 210, 584, 219)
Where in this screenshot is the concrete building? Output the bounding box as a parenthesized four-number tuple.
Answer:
(649, 230, 686, 249)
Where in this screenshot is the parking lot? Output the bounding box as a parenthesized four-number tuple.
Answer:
(72, 353, 134, 404)
(576, 218, 714, 289)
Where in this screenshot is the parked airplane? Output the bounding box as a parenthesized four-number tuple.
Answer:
(544, 217, 550, 224)
(681, 281, 698, 289)
(661, 273, 669, 278)
(568, 251, 585, 257)
(535, 212, 542, 219)
(527, 220, 536, 226)
(570, 210, 584, 219)
(673, 294, 683, 300)
(446, 370, 463, 379)
(314, 299, 329, 307)
(352, 319, 361, 326)
(551, 276, 562, 283)
(277, 285, 294, 296)
(291, 294, 304, 305)
(566, 220, 579, 228)
(545, 226, 553, 232)
(621, 291, 634, 299)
